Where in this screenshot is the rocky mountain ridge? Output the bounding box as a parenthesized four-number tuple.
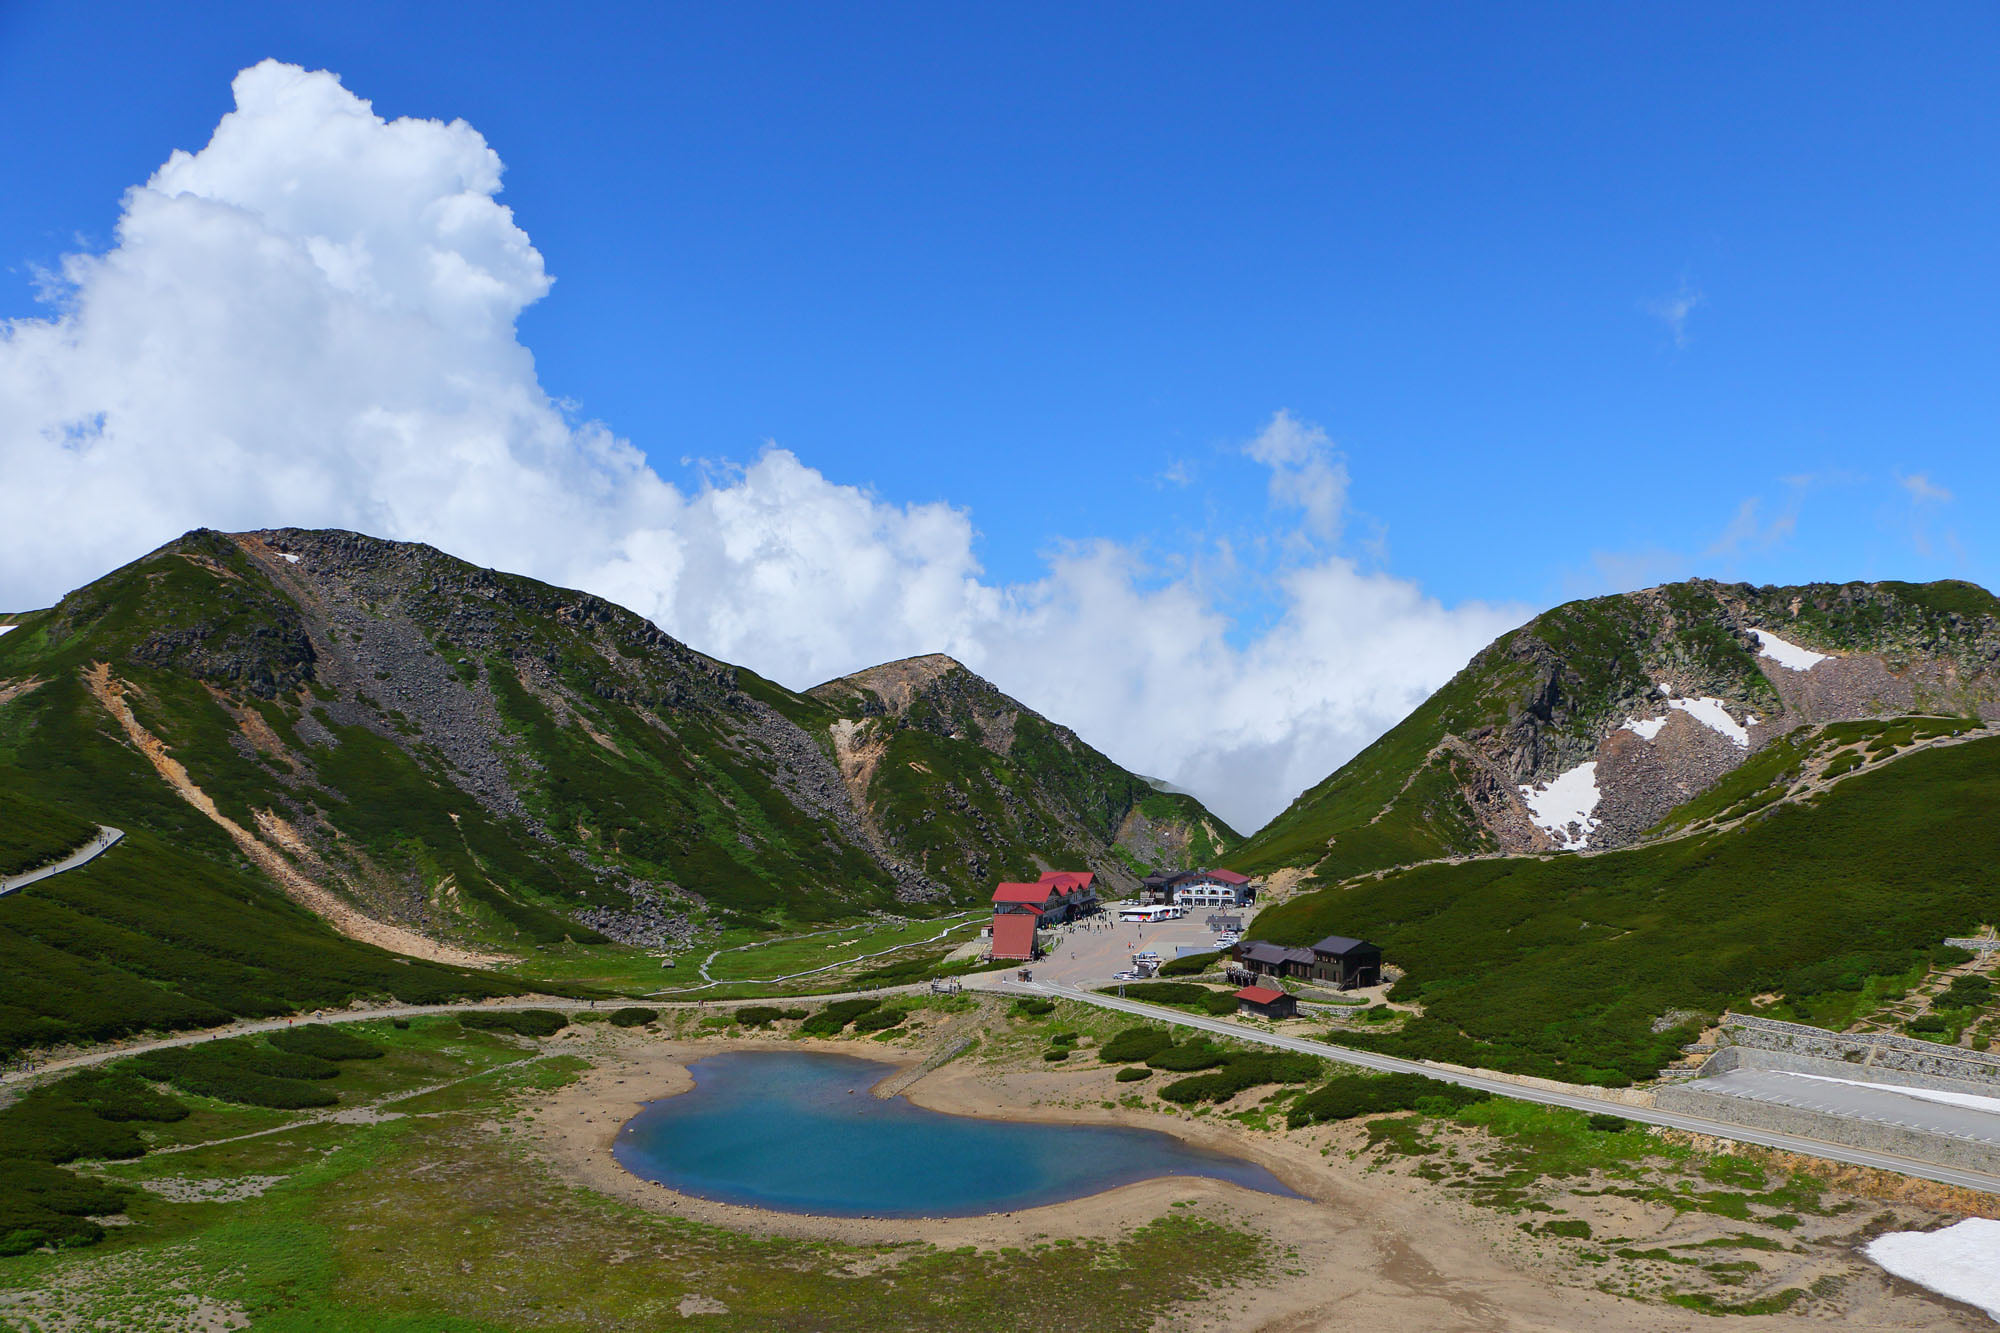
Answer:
(0, 528, 1237, 961)
(1234, 577, 2000, 881)
(809, 653, 1238, 886)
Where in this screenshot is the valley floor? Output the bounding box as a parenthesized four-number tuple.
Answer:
(8, 994, 1989, 1331)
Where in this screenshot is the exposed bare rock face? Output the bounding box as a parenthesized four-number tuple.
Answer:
(16, 527, 1237, 957)
(809, 654, 1241, 892)
(1238, 576, 2000, 880)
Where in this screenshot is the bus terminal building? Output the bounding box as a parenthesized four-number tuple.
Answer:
(1139, 868, 1254, 908)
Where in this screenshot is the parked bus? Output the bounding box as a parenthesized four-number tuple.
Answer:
(1117, 903, 1182, 923)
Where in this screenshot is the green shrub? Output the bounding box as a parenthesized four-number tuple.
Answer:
(1941, 975, 1993, 1008)
(1157, 1051, 1322, 1104)
(459, 1009, 569, 1037)
(268, 1026, 382, 1061)
(0, 1159, 127, 1255)
(1160, 950, 1223, 977)
(125, 1043, 339, 1110)
(1146, 1042, 1227, 1072)
(1012, 998, 1055, 1017)
(51, 1070, 187, 1124)
(1043, 1049, 1069, 1062)
(1586, 1113, 1631, 1133)
(1049, 1031, 1078, 1046)
(802, 997, 882, 1035)
(1115, 1066, 1153, 1082)
(1289, 1073, 1489, 1128)
(391, 1017, 411, 1030)
(733, 1006, 785, 1027)
(607, 1007, 660, 1027)
(1363, 1004, 1395, 1022)
(1541, 1219, 1592, 1239)
(0, 1071, 184, 1165)
(851, 1007, 905, 1033)
(1099, 1027, 1173, 1063)
(781, 1008, 810, 1020)
(1906, 1013, 1949, 1034)
(1119, 982, 1238, 1016)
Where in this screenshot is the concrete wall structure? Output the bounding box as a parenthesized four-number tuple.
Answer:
(1653, 1081, 2000, 1177)
(1712, 1012, 2000, 1092)
(1654, 1011, 2000, 1177)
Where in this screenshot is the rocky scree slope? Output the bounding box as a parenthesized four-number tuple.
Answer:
(1234, 578, 2000, 882)
(810, 654, 1238, 892)
(0, 530, 1229, 964)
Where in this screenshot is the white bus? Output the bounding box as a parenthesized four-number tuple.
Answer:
(1118, 903, 1183, 923)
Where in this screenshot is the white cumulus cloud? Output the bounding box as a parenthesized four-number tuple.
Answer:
(0, 60, 1524, 831)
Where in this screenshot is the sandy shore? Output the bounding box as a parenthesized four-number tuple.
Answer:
(520, 1022, 1982, 1331)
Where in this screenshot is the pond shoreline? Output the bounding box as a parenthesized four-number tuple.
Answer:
(520, 1024, 1820, 1333)
(606, 1046, 1303, 1219)
(524, 1030, 1335, 1246)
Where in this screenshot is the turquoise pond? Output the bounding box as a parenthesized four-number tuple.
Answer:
(612, 1051, 1300, 1218)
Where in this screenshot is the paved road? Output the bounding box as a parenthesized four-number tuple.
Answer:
(1004, 978, 2000, 1197)
(1700, 1069, 2000, 1148)
(0, 825, 123, 897)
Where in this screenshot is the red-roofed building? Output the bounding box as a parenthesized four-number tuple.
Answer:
(987, 870, 1099, 960)
(990, 912, 1040, 962)
(1233, 985, 1298, 1020)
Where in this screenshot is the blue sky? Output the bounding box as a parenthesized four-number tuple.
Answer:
(6, 3, 1992, 610)
(1, 5, 1993, 824)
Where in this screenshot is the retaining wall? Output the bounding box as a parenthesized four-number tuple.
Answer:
(1654, 1082, 2000, 1178)
(1714, 1012, 2000, 1091)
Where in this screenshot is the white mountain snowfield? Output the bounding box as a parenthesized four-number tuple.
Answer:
(1865, 1217, 2000, 1324)
(1617, 682, 1756, 753)
(1664, 692, 1755, 748)
(1750, 627, 1833, 672)
(0, 625, 14, 635)
(1518, 761, 1602, 849)
(1528, 680, 1765, 848)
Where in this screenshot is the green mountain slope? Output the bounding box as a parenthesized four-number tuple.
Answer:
(1233, 578, 2000, 882)
(0, 530, 1236, 1033)
(809, 654, 1239, 888)
(1250, 730, 2000, 1084)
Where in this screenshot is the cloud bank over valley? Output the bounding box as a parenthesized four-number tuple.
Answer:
(0, 61, 1524, 830)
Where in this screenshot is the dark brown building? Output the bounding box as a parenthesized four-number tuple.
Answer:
(1233, 936, 1383, 990)
(1309, 936, 1383, 990)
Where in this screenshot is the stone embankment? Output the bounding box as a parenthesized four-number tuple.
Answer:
(1654, 1012, 2000, 1177)
(1706, 1012, 2000, 1091)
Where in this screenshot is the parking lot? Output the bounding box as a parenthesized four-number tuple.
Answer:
(1028, 906, 1241, 988)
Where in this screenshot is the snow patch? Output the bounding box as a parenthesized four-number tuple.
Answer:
(279, 553, 300, 564)
(1621, 716, 1668, 741)
(1519, 761, 1602, 849)
(1652, 684, 1755, 748)
(0, 624, 14, 636)
(1750, 628, 1831, 672)
(1865, 1217, 2000, 1323)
